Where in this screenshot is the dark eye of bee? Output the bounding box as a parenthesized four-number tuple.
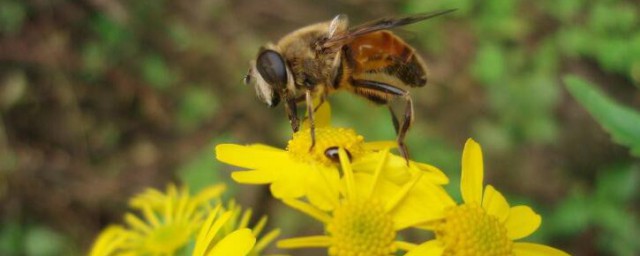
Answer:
(256, 50, 287, 89)
(324, 146, 352, 163)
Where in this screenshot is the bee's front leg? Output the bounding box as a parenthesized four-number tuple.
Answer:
(285, 96, 300, 132)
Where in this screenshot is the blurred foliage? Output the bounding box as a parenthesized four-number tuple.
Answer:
(0, 220, 72, 256)
(407, 0, 563, 153)
(561, 75, 640, 255)
(565, 76, 640, 156)
(545, 164, 640, 255)
(178, 135, 234, 195)
(0, 0, 26, 35)
(554, 1, 640, 83)
(0, 0, 639, 255)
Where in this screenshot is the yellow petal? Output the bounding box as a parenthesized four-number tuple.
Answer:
(267, 161, 309, 199)
(89, 225, 127, 256)
(124, 213, 151, 234)
(270, 178, 306, 199)
(460, 138, 484, 204)
(505, 206, 541, 240)
(208, 228, 256, 256)
(362, 141, 397, 151)
(351, 151, 412, 185)
(254, 229, 281, 253)
(405, 240, 444, 256)
(231, 170, 276, 184)
(394, 241, 418, 251)
(278, 236, 332, 248)
(415, 219, 443, 230)
(353, 173, 396, 208)
(367, 161, 453, 230)
(282, 198, 331, 224)
(215, 144, 287, 169)
(248, 144, 283, 151)
(193, 205, 222, 256)
(385, 170, 423, 213)
(513, 242, 570, 256)
(390, 181, 454, 230)
(192, 183, 226, 206)
(482, 185, 510, 222)
(365, 148, 390, 200)
(339, 148, 356, 201)
(305, 166, 340, 211)
(415, 162, 449, 185)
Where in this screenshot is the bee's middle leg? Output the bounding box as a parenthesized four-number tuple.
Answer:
(305, 90, 316, 151)
(296, 92, 327, 113)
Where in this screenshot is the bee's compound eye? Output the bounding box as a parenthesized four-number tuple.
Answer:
(324, 146, 352, 163)
(256, 50, 287, 89)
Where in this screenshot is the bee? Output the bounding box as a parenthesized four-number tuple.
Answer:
(244, 10, 455, 161)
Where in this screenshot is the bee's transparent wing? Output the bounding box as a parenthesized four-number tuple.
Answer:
(324, 9, 456, 47)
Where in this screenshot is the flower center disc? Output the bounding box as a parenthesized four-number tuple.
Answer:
(287, 127, 365, 166)
(436, 203, 513, 256)
(327, 199, 395, 256)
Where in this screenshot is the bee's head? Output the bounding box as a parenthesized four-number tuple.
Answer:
(245, 46, 290, 108)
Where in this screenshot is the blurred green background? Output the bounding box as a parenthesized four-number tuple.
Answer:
(1, 0, 639, 255)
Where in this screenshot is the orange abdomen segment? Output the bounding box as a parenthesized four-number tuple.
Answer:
(345, 30, 428, 88)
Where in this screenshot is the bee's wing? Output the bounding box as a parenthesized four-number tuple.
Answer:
(324, 9, 456, 47)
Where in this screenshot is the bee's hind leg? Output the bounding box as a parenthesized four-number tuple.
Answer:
(396, 95, 414, 165)
(388, 105, 400, 135)
(351, 79, 413, 165)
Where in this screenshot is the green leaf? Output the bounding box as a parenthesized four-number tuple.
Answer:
(90, 14, 129, 50)
(564, 75, 640, 156)
(0, 0, 26, 34)
(141, 55, 176, 90)
(592, 199, 640, 255)
(178, 87, 218, 131)
(546, 190, 591, 236)
(472, 42, 506, 86)
(177, 135, 235, 195)
(24, 226, 65, 256)
(595, 164, 640, 203)
(0, 220, 24, 255)
(177, 145, 223, 194)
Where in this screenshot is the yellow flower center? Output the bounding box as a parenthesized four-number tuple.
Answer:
(141, 222, 192, 254)
(436, 203, 513, 256)
(287, 127, 365, 166)
(326, 199, 396, 256)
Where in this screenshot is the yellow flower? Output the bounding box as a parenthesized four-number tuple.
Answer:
(113, 183, 224, 255)
(406, 139, 569, 256)
(216, 103, 446, 211)
(88, 225, 133, 256)
(88, 183, 278, 256)
(193, 200, 280, 256)
(276, 148, 452, 256)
